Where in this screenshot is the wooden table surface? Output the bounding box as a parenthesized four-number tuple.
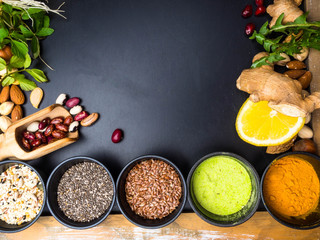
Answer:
(1, 212, 320, 240)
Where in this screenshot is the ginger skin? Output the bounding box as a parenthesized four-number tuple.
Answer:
(236, 68, 320, 118)
(267, 0, 303, 27)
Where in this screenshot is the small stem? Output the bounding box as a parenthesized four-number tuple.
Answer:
(270, 23, 320, 33)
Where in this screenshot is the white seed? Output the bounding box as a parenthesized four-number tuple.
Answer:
(275, 53, 290, 66)
(298, 125, 313, 139)
(27, 121, 40, 132)
(305, 114, 311, 124)
(0, 101, 14, 115)
(56, 93, 67, 105)
(69, 121, 79, 132)
(0, 116, 12, 132)
(293, 47, 309, 62)
(69, 105, 82, 115)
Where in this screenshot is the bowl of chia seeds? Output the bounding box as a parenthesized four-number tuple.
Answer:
(116, 155, 187, 229)
(0, 160, 46, 233)
(46, 156, 115, 229)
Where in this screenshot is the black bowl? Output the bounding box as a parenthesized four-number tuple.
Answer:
(187, 152, 260, 227)
(0, 160, 46, 233)
(116, 155, 187, 229)
(261, 152, 320, 230)
(46, 156, 115, 229)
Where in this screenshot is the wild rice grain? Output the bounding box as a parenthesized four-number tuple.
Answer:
(57, 162, 113, 222)
(125, 159, 182, 219)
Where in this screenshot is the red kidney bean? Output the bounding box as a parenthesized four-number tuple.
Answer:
(35, 131, 47, 144)
(65, 97, 80, 108)
(47, 135, 55, 143)
(38, 118, 50, 130)
(245, 23, 255, 36)
(241, 5, 252, 18)
(255, 0, 264, 6)
(30, 139, 41, 148)
(111, 129, 123, 143)
(255, 5, 266, 16)
(52, 130, 67, 139)
(74, 111, 89, 121)
(55, 123, 69, 132)
(23, 131, 35, 141)
(63, 116, 73, 126)
(44, 124, 55, 136)
(22, 137, 31, 150)
(50, 117, 64, 125)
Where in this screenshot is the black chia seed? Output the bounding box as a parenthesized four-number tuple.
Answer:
(57, 162, 114, 222)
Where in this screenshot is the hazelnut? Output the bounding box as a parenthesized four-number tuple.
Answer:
(292, 139, 317, 154)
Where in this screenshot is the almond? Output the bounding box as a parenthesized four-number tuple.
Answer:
(30, 87, 43, 109)
(0, 86, 10, 103)
(11, 105, 23, 122)
(0, 101, 14, 115)
(10, 85, 25, 105)
(0, 116, 12, 132)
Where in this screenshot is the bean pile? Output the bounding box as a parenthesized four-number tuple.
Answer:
(57, 162, 113, 222)
(125, 159, 182, 219)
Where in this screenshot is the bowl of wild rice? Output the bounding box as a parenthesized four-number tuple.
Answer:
(46, 156, 115, 229)
(0, 160, 46, 233)
(116, 155, 187, 228)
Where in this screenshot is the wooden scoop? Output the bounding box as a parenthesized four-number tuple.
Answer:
(0, 104, 79, 161)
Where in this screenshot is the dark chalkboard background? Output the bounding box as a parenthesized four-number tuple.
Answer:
(21, 0, 277, 215)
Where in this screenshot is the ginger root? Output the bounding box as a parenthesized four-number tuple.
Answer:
(267, 0, 303, 27)
(236, 68, 320, 117)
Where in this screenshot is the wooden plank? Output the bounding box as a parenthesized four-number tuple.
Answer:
(307, 0, 320, 153)
(1, 212, 320, 240)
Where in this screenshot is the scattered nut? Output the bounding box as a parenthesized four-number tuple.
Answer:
(305, 114, 311, 124)
(275, 53, 290, 66)
(69, 121, 79, 132)
(56, 93, 67, 105)
(27, 121, 40, 132)
(284, 69, 307, 79)
(66, 97, 80, 108)
(286, 60, 306, 70)
(292, 139, 317, 154)
(10, 85, 25, 105)
(111, 128, 123, 143)
(298, 71, 312, 89)
(69, 105, 82, 115)
(81, 113, 99, 127)
(0, 116, 12, 132)
(293, 47, 309, 61)
(11, 105, 23, 122)
(30, 87, 43, 109)
(0, 101, 14, 115)
(298, 125, 313, 139)
(0, 86, 10, 103)
(74, 111, 89, 121)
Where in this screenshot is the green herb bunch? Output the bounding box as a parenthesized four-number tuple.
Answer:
(250, 12, 320, 68)
(0, 3, 55, 90)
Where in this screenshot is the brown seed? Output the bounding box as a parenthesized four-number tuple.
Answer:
(44, 124, 55, 136)
(11, 105, 23, 122)
(22, 137, 31, 150)
(0, 86, 10, 103)
(10, 85, 25, 105)
(284, 69, 307, 79)
(50, 117, 64, 125)
(55, 123, 69, 132)
(63, 116, 73, 126)
(286, 60, 306, 70)
(52, 130, 67, 139)
(81, 113, 99, 127)
(292, 139, 317, 154)
(35, 131, 47, 143)
(298, 71, 312, 89)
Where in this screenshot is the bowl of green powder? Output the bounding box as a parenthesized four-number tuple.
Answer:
(187, 152, 260, 227)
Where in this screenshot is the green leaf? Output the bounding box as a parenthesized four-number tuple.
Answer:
(263, 39, 274, 52)
(36, 27, 54, 37)
(10, 31, 26, 42)
(18, 77, 37, 91)
(255, 33, 266, 45)
(1, 76, 14, 87)
(273, 13, 284, 28)
(0, 58, 7, 71)
(26, 69, 48, 83)
(11, 40, 28, 59)
(2, 4, 13, 14)
(0, 27, 9, 42)
(22, 8, 44, 20)
(24, 54, 32, 68)
(293, 12, 308, 24)
(43, 16, 50, 28)
(31, 36, 40, 59)
(259, 22, 269, 36)
(19, 25, 34, 38)
(9, 55, 25, 68)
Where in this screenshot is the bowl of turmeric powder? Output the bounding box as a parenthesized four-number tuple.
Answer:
(261, 152, 320, 229)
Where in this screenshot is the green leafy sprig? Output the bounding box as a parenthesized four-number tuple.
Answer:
(250, 12, 320, 68)
(0, 3, 55, 90)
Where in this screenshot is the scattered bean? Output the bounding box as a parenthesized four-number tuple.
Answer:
(111, 129, 123, 143)
(69, 105, 82, 115)
(74, 111, 89, 121)
(50, 117, 64, 125)
(81, 113, 99, 127)
(56, 93, 67, 105)
(69, 121, 79, 132)
(26, 121, 39, 132)
(66, 97, 80, 108)
(63, 116, 73, 126)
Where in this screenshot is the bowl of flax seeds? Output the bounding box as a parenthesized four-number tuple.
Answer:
(116, 155, 187, 228)
(46, 156, 115, 229)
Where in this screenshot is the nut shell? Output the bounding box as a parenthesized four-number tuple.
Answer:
(10, 85, 25, 105)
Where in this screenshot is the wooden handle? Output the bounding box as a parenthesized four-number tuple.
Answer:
(0, 133, 12, 160)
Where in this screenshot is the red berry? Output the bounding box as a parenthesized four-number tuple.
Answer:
(255, 0, 264, 6)
(255, 5, 266, 16)
(111, 129, 123, 143)
(245, 23, 255, 36)
(241, 4, 253, 18)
